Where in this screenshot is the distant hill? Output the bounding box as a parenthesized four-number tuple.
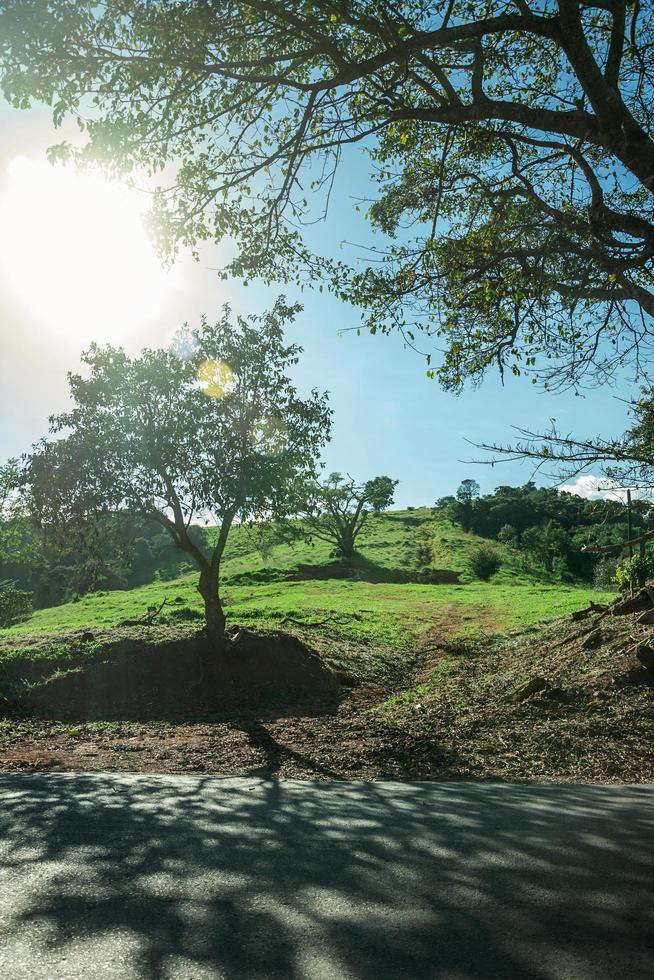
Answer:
(1, 507, 611, 642)
(203, 507, 558, 588)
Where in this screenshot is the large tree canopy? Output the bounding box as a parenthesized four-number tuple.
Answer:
(2, 1, 654, 389)
(25, 299, 331, 648)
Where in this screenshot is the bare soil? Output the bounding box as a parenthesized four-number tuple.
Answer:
(23, 629, 340, 719)
(1, 602, 653, 782)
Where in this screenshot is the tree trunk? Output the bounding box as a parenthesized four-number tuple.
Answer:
(198, 569, 226, 651)
(339, 529, 355, 562)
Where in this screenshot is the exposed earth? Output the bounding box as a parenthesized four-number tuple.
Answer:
(1, 595, 653, 782)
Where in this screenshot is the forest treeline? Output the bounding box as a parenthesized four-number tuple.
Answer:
(0, 509, 207, 611)
(438, 481, 650, 585)
(0, 476, 648, 616)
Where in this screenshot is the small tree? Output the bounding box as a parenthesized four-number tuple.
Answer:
(454, 479, 480, 533)
(615, 554, 654, 591)
(303, 473, 397, 562)
(0, 580, 32, 627)
(26, 299, 331, 651)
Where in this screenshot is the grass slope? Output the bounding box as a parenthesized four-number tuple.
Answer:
(1, 508, 611, 646)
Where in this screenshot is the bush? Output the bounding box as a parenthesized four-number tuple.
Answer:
(615, 553, 654, 591)
(162, 606, 204, 623)
(593, 558, 619, 591)
(0, 582, 33, 627)
(469, 546, 502, 581)
(497, 523, 519, 547)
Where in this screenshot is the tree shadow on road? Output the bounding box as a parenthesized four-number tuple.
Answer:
(0, 774, 653, 979)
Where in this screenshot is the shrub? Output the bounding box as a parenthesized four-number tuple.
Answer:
(162, 606, 204, 623)
(469, 546, 502, 581)
(615, 553, 654, 591)
(593, 558, 619, 591)
(0, 582, 33, 627)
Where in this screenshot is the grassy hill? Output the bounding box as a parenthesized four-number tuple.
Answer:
(1, 508, 610, 646)
(2, 509, 651, 784)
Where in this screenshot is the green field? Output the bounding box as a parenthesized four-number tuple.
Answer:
(1, 508, 612, 649)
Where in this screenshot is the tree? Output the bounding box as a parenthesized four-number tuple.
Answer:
(0, 580, 32, 627)
(2, 2, 653, 391)
(522, 520, 572, 573)
(454, 478, 480, 532)
(0, 459, 34, 564)
(476, 388, 654, 494)
(303, 472, 397, 560)
(25, 299, 331, 649)
(0, 459, 42, 589)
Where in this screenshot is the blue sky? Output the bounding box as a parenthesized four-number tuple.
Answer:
(0, 98, 634, 507)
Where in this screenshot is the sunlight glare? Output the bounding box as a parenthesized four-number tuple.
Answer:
(197, 359, 236, 398)
(0, 156, 173, 342)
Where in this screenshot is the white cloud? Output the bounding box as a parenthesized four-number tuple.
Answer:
(558, 475, 633, 502)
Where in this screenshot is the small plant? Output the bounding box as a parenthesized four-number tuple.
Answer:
(469, 545, 502, 581)
(615, 553, 654, 591)
(0, 581, 33, 627)
(593, 558, 619, 591)
(162, 606, 204, 623)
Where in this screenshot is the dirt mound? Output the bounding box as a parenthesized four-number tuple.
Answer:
(219, 628, 341, 695)
(26, 630, 340, 720)
(559, 587, 654, 680)
(287, 564, 353, 580)
(418, 569, 463, 584)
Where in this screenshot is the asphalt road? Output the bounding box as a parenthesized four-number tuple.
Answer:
(0, 773, 652, 979)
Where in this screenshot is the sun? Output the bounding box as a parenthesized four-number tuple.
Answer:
(0, 156, 174, 343)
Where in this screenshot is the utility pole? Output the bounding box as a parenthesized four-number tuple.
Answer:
(627, 489, 634, 597)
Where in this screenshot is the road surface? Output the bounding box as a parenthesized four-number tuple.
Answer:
(0, 773, 652, 979)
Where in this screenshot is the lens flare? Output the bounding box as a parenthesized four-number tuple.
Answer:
(197, 359, 236, 398)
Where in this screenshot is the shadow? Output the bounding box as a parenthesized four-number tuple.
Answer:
(0, 775, 652, 979)
(383, 513, 429, 527)
(239, 719, 343, 779)
(4, 630, 342, 724)
(350, 554, 462, 585)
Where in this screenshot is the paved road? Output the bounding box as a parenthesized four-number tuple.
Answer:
(0, 774, 652, 979)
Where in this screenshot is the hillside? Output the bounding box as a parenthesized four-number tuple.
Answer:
(4, 506, 649, 784)
(0, 508, 608, 642)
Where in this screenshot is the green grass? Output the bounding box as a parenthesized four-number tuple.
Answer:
(375, 656, 458, 710)
(1, 508, 612, 649)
